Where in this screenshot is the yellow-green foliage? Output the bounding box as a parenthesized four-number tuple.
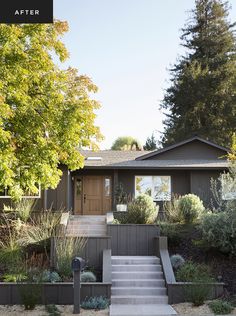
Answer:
(0, 22, 102, 200)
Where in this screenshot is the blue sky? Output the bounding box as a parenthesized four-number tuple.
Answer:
(54, 0, 236, 149)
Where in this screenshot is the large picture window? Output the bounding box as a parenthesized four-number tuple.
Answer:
(135, 176, 171, 201)
(221, 173, 236, 200)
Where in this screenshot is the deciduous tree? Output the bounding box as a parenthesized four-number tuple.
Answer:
(0, 22, 102, 199)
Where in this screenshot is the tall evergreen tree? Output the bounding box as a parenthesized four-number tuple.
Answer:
(161, 0, 236, 147)
(143, 133, 158, 150)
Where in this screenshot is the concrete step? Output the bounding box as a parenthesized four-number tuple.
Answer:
(112, 264, 162, 272)
(67, 227, 107, 232)
(112, 279, 166, 288)
(112, 271, 164, 280)
(111, 287, 167, 296)
(111, 295, 168, 305)
(109, 304, 177, 316)
(111, 256, 160, 265)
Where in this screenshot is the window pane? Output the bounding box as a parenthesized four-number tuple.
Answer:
(222, 173, 236, 200)
(105, 178, 111, 196)
(153, 176, 171, 201)
(76, 178, 82, 197)
(135, 176, 152, 197)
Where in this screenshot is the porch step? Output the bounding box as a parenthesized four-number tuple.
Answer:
(111, 295, 168, 304)
(111, 256, 160, 265)
(66, 215, 107, 237)
(112, 264, 162, 272)
(112, 271, 164, 279)
(109, 255, 175, 316)
(109, 304, 177, 316)
(112, 279, 166, 287)
(111, 287, 167, 296)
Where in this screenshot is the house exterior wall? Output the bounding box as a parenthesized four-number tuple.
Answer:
(116, 168, 224, 208)
(148, 140, 226, 160)
(117, 169, 191, 199)
(190, 170, 220, 207)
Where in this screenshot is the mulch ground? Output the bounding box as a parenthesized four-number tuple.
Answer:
(168, 225, 236, 295)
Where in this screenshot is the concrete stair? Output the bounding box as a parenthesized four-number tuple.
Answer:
(66, 215, 107, 237)
(109, 256, 176, 316)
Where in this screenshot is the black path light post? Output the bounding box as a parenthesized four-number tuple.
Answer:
(71, 257, 85, 314)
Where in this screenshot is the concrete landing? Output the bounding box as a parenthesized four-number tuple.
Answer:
(109, 304, 177, 316)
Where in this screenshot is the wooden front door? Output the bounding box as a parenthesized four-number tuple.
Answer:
(74, 175, 112, 215)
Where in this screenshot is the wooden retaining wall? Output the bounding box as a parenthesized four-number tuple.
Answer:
(108, 224, 160, 256)
(0, 282, 111, 305)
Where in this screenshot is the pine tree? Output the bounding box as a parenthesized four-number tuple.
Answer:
(161, 0, 236, 147)
(143, 133, 158, 150)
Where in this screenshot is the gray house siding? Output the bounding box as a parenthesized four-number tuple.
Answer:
(190, 170, 220, 207)
(47, 165, 72, 211)
(148, 140, 226, 160)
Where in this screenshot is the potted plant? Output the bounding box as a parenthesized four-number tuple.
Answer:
(115, 183, 130, 212)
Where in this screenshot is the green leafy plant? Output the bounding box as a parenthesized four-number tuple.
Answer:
(45, 304, 61, 316)
(55, 236, 86, 279)
(209, 300, 234, 315)
(0, 217, 22, 270)
(176, 261, 212, 282)
(114, 183, 131, 204)
(81, 296, 109, 310)
(3, 273, 27, 282)
(159, 222, 183, 246)
(81, 271, 96, 282)
(123, 194, 158, 224)
(176, 261, 214, 306)
(18, 270, 42, 310)
(3, 199, 35, 222)
(178, 194, 205, 223)
(170, 254, 185, 270)
(163, 195, 180, 223)
(41, 270, 61, 283)
(201, 210, 236, 255)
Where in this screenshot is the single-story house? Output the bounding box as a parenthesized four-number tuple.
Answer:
(0, 136, 230, 213)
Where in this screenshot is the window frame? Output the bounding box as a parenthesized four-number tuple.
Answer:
(0, 186, 41, 199)
(135, 175, 171, 201)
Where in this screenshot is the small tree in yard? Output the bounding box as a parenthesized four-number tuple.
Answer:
(0, 22, 102, 200)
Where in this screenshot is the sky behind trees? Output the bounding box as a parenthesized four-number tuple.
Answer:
(54, 0, 236, 149)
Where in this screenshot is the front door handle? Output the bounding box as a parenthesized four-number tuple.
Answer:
(84, 194, 86, 203)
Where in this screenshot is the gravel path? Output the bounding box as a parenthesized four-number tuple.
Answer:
(0, 305, 109, 315)
(172, 302, 236, 315)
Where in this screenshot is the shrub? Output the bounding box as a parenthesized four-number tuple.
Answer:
(201, 210, 236, 255)
(163, 195, 180, 223)
(45, 304, 61, 316)
(124, 194, 158, 224)
(41, 270, 61, 283)
(178, 194, 205, 223)
(55, 236, 86, 279)
(81, 271, 96, 282)
(159, 222, 185, 246)
(176, 261, 212, 282)
(170, 254, 185, 270)
(81, 296, 109, 310)
(3, 200, 35, 222)
(20, 209, 62, 246)
(0, 218, 22, 270)
(209, 300, 234, 315)
(3, 273, 27, 282)
(176, 261, 214, 306)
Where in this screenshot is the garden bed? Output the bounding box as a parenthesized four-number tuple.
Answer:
(0, 282, 111, 305)
(0, 305, 109, 315)
(165, 223, 236, 294)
